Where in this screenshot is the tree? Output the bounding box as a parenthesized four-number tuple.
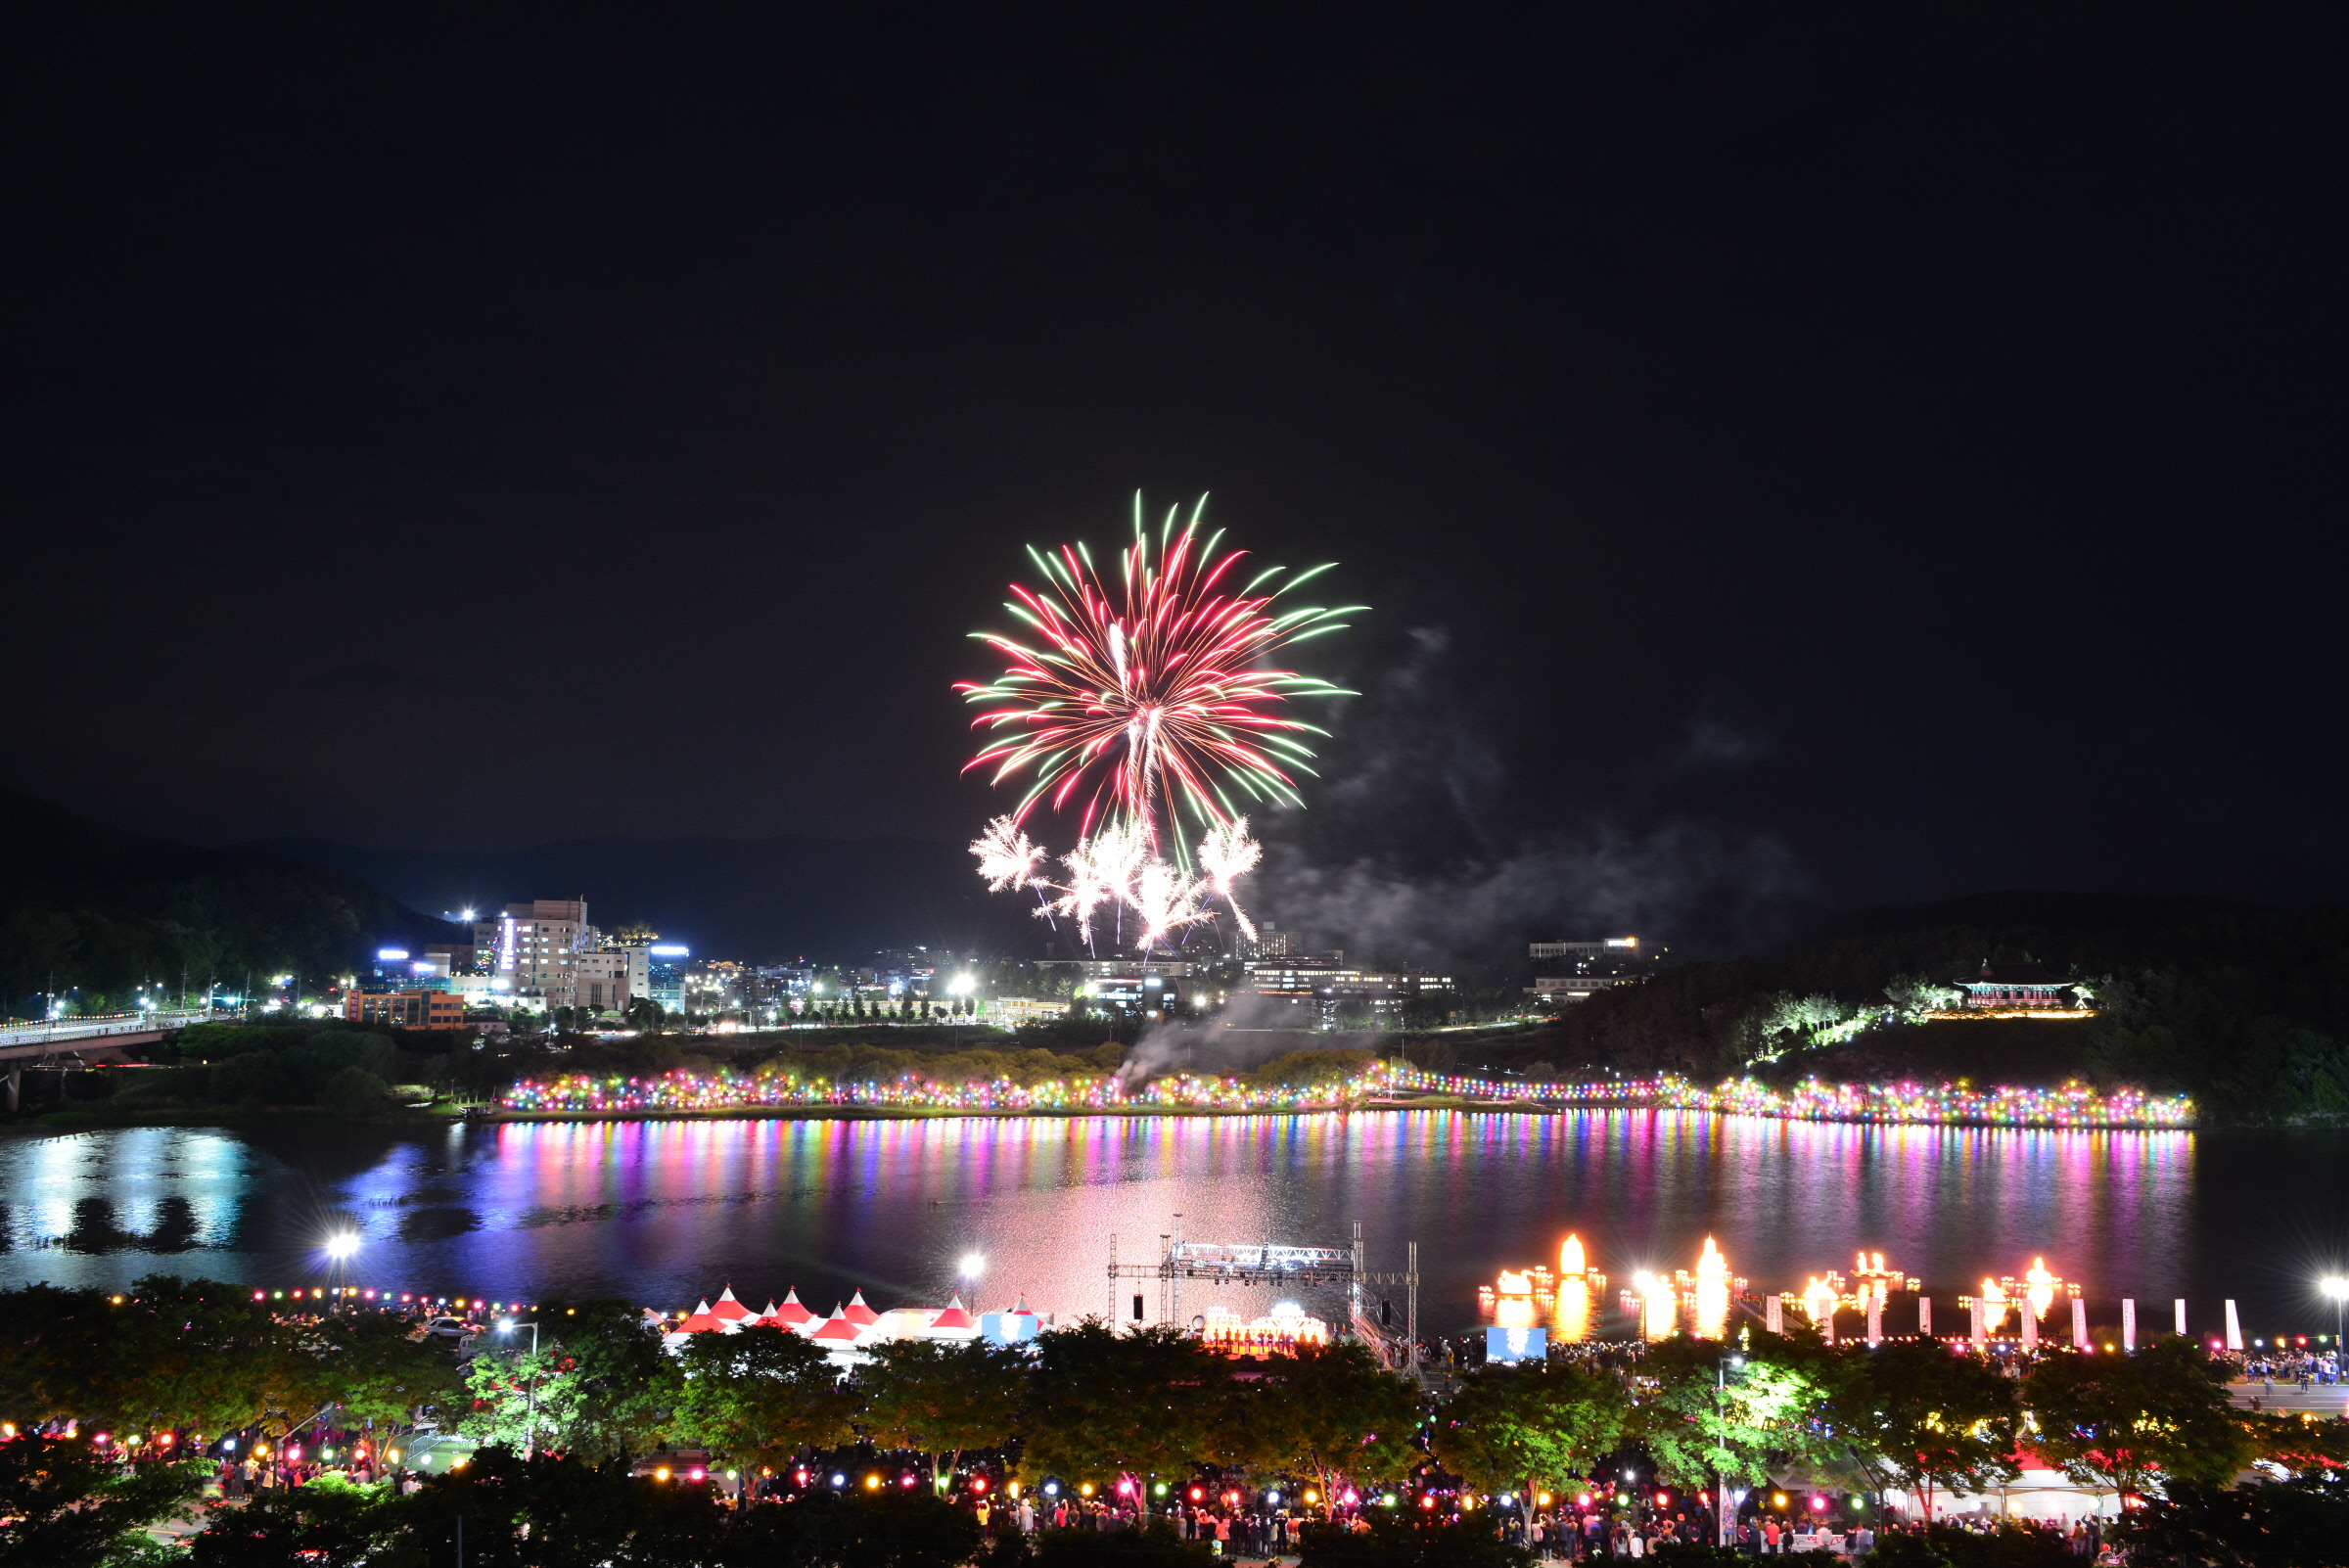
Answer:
(1248, 1344, 1425, 1502)
(673, 1323, 861, 1472)
(135, 1275, 327, 1438)
(188, 1472, 389, 1568)
(2022, 1338, 2252, 1507)
(858, 1339, 1027, 1487)
(377, 1445, 674, 1568)
(459, 1304, 680, 1465)
(2116, 1472, 2349, 1567)
(1635, 1337, 1847, 1497)
(1884, 976, 1961, 1018)
(1833, 1339, 2020, 1522)
(0, 1434, 204, 1568)
(625, 995, 664, 1032)
(1866, 1521, 2073, 1566)
(735, 1486, 987, 1568)
(1019, 1323, 1232, 1493)
(291, 1311, 464, 1432)
(1432, 1360, 1628, 1500)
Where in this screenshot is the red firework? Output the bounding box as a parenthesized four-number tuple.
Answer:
(956, 495, 1358, 848)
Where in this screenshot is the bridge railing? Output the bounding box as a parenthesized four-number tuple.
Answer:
(0, 1009, 224, 1048)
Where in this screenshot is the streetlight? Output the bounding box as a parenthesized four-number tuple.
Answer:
(2323, 1276, 2347, 1364)
(497, 1317, 541, 1458)
(1715, 1352, 1745, 1548)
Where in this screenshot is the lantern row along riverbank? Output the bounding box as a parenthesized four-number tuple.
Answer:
(495, 1061, 2193, 1129)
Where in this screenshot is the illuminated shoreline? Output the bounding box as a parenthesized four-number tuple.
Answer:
(492, 1062, 2194, 1130)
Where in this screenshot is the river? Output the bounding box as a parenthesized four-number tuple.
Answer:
(1, 1111, 2340, 1342)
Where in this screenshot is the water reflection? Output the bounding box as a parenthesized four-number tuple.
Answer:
(0, 1108, 2319, 1332)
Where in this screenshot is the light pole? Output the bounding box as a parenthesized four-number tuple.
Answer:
(1715, 1352, 1744, 1548)
(497, 1317, 541, 1458)
(2324, 1277, 2347, 1374)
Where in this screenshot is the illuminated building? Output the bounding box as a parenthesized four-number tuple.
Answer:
(1239, 923, 1299, 959)
(1954, 962, 2077, 1010)
(1241, 957, 1452, 1025)
(345, 985, 464, 1031)
(1526, 936, 1668, 1003)
(1041, 958, 1195, 1014)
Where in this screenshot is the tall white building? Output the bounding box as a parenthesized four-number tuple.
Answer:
(472, 899, 635, 1014)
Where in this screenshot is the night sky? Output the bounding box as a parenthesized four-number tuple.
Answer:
(6, 10, 2342, 950)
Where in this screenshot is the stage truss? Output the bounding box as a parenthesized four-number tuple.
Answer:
(1108, 1219, 1421, 1372)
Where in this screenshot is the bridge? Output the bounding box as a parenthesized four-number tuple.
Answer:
(1, 1009, 223, 1111)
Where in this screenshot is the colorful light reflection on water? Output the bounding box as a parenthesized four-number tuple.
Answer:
(0, 1109, 2330, 1333)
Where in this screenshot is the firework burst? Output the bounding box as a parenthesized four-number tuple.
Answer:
(961, 495, 1355, 954)
(956, 493, 1359, 853)
(1196, 817, 1264, 944)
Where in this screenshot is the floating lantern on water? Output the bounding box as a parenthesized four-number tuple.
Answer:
(1621, 1269, 1679, 1341)
(1481, 1234, 1609, 1338)
(1847, 1251, 1920, 1302)
(1690, 1236, 1736, 1339)
(1959, 1276, 2012, 1333)
(1959, 1259, 2079, 1338)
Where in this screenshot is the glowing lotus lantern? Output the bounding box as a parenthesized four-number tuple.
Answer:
(1562, 1235, 1587, 1276)
(2024, 1258, 2058, 1323)
(1801, 1276, 1840, 1326)
(1964, 1277, 2011, 1332)
(1496, 1270, 1534, 1297)
(1692, 1236, 1733, 1340)
(1630, 1269, 1678, 1340)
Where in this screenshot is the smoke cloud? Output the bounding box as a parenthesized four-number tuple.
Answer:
(1245, 623, 1818, 965)
(1116, 991, 1370, 1089)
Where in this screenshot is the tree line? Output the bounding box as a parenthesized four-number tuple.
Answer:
(4, 1277, 2346, 1565)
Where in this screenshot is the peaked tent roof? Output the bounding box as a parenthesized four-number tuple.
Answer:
(676, 1299, 721, 1334)
(771, 1288, 814, 1324)
(930, 1293, 976, 1330)
(809, 1307, 862, 1342)
(842, 1289, 879, 1325)
(710, 1285, 755, 1320)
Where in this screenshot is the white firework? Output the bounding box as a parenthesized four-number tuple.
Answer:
(1196, 818, 1263, 944)
(970, 814, 1043, 894)
(1045, 819, 1147, 950)
(1129, 856, 1213, 952)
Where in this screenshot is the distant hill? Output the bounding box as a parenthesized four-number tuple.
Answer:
(1442, 890, 2349, 1123)
(0, 787, 463, 1016)
(236, 833, 1048, 964)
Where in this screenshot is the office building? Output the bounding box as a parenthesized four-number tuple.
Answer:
(470, 899, 638, 1015)
(1527, 936, 1666, 1003)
